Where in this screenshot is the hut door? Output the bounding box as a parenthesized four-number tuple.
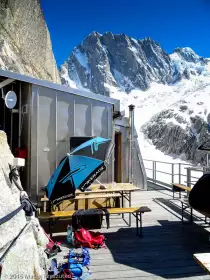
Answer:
(114, 132, 122, 183)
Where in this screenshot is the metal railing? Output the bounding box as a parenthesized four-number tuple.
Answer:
(143, 159, 206, 189)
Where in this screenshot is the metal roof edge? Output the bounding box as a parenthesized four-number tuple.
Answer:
(115, 117, 130, 127)
(0, 69, 120, 112)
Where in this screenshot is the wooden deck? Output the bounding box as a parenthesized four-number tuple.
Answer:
(49, 184, 210, 279)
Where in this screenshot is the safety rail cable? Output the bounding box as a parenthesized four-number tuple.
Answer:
(0, 222, 29, 263)
(0, 204, 24, 226)
(0, 198, 36, 227)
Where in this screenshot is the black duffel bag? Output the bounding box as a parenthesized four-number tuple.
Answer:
(72, 208, 110, 230)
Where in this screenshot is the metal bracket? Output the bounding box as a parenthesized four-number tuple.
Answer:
(0, 78, 15, 90)
(22, 104, 28, 114)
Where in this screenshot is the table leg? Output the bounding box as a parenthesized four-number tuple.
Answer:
(49, 219, 53, 238)
(181, 202, 184, 223)
(136, 213, 138, 235)
(136, 212, 142, 237)
(47, 200, 52, 213)
(140, 213, 142, 237)
(129, 191, 131, 226)
(85, 198, 88, 210)
(121, 191, 124, 219)
(44, 201, 46, 213)
(190, 208, 193, 223)
(75, 200, 78, 210)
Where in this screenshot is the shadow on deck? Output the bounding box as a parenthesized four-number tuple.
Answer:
(94, 221, 210, 279)
(51, 188, 210, 279)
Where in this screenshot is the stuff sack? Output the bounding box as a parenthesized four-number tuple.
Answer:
(74, 228, 105, 249)
(189, 172, 210, 216)
(62, 262, 83, 278)
(72, 208, 110, 230)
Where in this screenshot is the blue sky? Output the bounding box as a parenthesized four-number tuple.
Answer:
(40, 0, 210, 66)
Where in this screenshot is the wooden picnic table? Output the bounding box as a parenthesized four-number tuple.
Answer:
(76, 183, 139, 194)
(41, 183, 139, 225)
(77, 183, 139, 226)
(193, 253, 210, 274)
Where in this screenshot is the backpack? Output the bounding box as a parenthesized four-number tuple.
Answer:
(74, 228, 106, 249)
(69, 248, 90, 267)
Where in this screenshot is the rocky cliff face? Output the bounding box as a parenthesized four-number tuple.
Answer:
(142, 106, 210, 165)
(60, 32, 172, 96)
(60, 32, 210, 96)
(0, 0, 60, 83)
(0, 131, 48, 280)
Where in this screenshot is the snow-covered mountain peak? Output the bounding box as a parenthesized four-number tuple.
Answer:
(169, 47, 210, 83)
(87, 31, 102, 38)
(59, 32, 210, 165)
(173, 47, 204, 63)
(60, 32, 172, 95)
(60, 32, 210, 96)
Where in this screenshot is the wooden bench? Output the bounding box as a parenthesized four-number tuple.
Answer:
(172, 184, 193, 223)
(172, 183, 191, 199)
(193, 253, 210, 275)
(39, 206, 151, 238)
(172, 183, 210, 225)
(179, 197, 193, 224)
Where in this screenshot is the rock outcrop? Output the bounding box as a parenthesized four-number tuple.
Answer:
(0, 131, 48, 280)
(0, 0, 60, 83)
(142, 106, 210, 165)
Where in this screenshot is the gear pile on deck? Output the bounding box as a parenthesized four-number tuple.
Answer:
(48, 248, 91, 280)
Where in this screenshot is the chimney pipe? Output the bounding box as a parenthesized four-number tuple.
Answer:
(128, 104, 135, 183)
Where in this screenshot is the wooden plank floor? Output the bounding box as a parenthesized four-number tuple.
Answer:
(50, 185, 210, 279)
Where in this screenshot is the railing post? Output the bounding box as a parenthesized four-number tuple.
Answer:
(154, 161, 156, 183)
(153, 161, 156, 183)
(171, 163, 174, 184)
(179, 163, 181, 184)
(186, 168, 191, 188)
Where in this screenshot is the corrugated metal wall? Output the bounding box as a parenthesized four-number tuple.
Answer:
(30, 85, 114, 202)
